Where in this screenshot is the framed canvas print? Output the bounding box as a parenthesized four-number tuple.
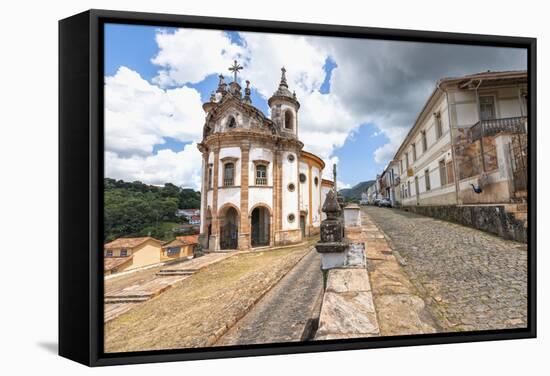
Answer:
(59, 9, 536, 366)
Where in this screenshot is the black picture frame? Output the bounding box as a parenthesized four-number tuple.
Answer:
(59, 9, 537, 367)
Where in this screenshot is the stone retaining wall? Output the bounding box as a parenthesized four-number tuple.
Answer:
(401, 205, 527, 243)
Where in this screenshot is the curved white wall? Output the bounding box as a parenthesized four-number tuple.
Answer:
(299, 161, 309, 217)
(282, 151, 299, 230)
(311, 166, 321, 226)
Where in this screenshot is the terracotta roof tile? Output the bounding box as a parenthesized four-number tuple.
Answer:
(104, 255, 133, 271)
(162, 238, 187, 248)
(104, 236, 162, 250)
(176, 235, 199, 245)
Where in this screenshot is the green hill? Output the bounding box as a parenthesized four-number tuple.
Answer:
(339, 180, 375, 202)
(103, 178, 200, 242)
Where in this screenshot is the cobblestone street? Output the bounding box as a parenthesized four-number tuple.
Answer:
(363, 206, 528, 332)
(216, 249, 323, 346)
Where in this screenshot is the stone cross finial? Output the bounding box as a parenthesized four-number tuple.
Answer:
(280, 66, 288, 88)
(217, 74, 227, 93)
(228, 60, 243, 82)
(243, 80, 252, 104)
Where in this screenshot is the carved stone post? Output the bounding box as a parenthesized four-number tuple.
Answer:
(315, 190, 348, 270)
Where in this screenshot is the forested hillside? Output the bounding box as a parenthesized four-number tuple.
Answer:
(104, 178, 201, 242)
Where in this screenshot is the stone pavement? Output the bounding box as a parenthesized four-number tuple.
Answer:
(315, 268, 381, 340)
(363, 206, 528, 332)
(215, 248, 324, 346)
(350, 213, 440, 336)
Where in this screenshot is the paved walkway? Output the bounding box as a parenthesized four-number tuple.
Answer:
(215, 248, 323, 346)
(363, 206, 528, 332)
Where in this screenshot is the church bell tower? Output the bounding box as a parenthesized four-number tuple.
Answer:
(268, 67, 300, 137)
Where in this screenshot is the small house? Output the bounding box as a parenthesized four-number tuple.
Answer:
(161, 235, 199, 261)
(103, 236, 164, 275)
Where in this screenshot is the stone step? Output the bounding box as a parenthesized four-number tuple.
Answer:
(104, 293, 153, 299)
(156, 269, 196, 276)
(105, 296, 150, 304)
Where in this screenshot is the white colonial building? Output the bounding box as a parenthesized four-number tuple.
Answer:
(198, 64, 329, 251)
(393, 70, 528, 207)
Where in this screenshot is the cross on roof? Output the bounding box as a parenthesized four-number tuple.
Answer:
(228, 60, 243, 82)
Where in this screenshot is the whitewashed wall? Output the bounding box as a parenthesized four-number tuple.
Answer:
(282, 151, 299, 231)
(248, 146, 273, 186)
(311, 166, 321, 226)
(217, 187, 240, 212)
(248, 187, 273, 215)
(211, 147, 242, 212)
(298, 161, 309, 218)
(218, 147, 241, 186)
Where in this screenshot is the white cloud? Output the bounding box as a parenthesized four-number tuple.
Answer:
(104, 67, 205, 187)
(236, 32, 361, 161)
(237, 32, 327, 97)
(337, 180, 351, 190)
(105, 66, 204, 157)
(152, 29, 244, 86)
(105, 143, 203, 189)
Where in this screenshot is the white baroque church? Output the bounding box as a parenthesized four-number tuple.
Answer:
(198, 62, 333, 251)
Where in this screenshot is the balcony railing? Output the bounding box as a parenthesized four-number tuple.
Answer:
(223, 178, 234, 187)
(470, 116, 527, 141)
(255, 177, 267, 186)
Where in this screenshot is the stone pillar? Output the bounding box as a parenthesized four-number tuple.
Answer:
(308, 163, 313, 236)
(495, 134, 514, 201)
(343, 203, 361, 228)
(272, 148, 281, 246)
(210, 148, 220, 251)
(239, 142, 251, 250)
(198, 152, 209, 250)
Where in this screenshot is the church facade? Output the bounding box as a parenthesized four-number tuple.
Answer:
(197, 63, 330, 251)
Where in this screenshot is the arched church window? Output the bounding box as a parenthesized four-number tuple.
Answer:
(256, 165, 267, 185)
(314, 177, 319, 186)
(284, 110, 293, 130)
(227, 116, 236, 129)
(223, 163, 234, 186)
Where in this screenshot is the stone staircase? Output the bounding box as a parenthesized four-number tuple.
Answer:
(104, 293, 153, 304)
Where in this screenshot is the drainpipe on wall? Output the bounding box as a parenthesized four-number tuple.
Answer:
(438, 82, 460, 206)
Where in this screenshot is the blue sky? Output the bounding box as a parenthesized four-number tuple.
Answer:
(104, 24, 526, 189)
